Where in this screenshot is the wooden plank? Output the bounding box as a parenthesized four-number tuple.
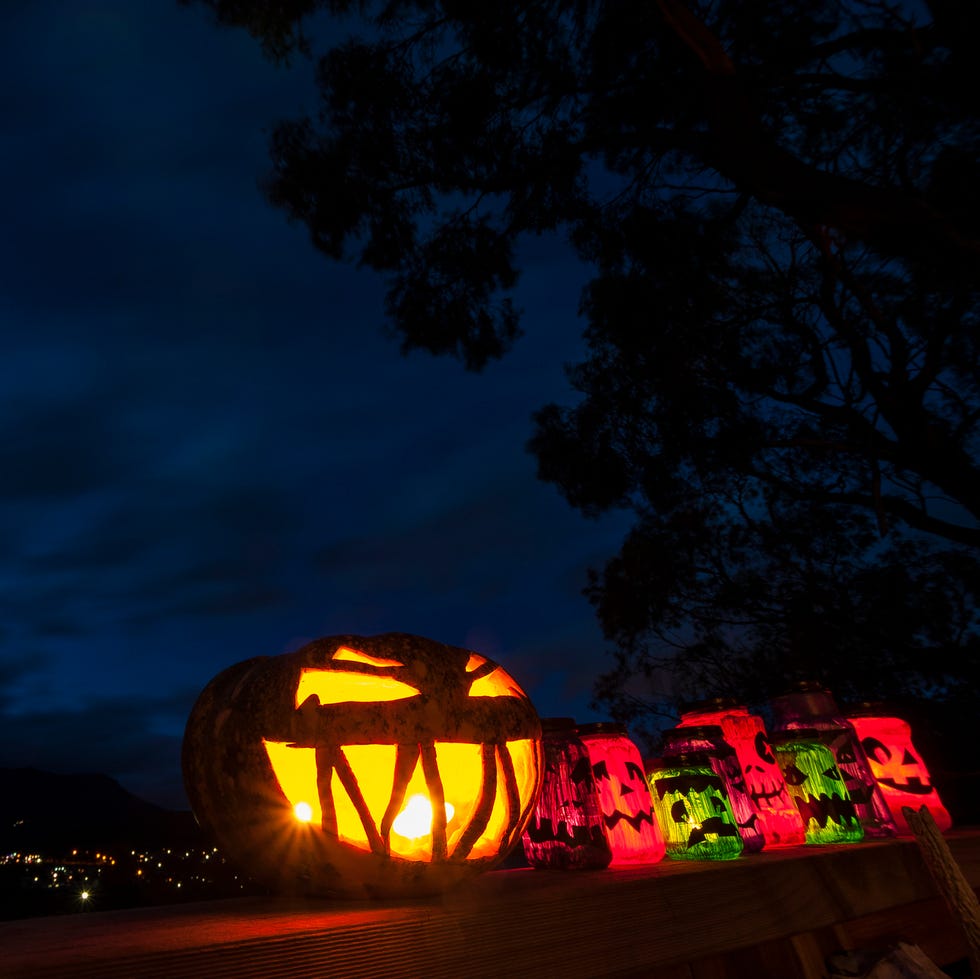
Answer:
(3, 831, 978, 979)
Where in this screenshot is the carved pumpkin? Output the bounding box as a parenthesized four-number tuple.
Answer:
(845, 707, 952, 836)
(677, 701, 806, 848)
(182, 633, 543, 898)
(646, 753, 743, 860)
(771, 730, 864, 844)
(577, 722, 666, 865)
(521, 718, 612, 869)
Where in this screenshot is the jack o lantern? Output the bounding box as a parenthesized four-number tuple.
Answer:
(646, 753, 744, 860)
(845, 706, 952, 836)
(577, 723, 665, 865)
(678, 702, 806, 848)
(182, 633, 543, 898)
(771, 730, 864, 844)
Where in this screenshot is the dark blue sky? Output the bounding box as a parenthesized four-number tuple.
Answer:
(1, 1, 636, 808)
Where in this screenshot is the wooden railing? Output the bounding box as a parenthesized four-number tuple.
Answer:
(3, 830, 980, 978)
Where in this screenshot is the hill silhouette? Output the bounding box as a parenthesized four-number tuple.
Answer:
(0, 768, 201, 853)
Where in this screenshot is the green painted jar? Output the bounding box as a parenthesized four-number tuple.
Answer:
(771, 729, 864, 845)
(646, 752, 743, 861)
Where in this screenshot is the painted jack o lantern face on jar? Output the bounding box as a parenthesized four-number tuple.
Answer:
(182, 633, 543, 898)
(770, 683, 897, 837)
(578, 723, 665, 865)
(521, 719, 612, 870)
(677, 703, 806, 848)
(771, 731, 863, 845)
(846, 711, 952, 836)
(646, 753, 743, 861)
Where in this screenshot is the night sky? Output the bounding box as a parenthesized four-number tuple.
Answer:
(1, 1, 635, 809)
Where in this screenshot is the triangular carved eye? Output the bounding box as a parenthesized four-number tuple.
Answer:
(902, 749, 917, 765)
(468, 667, 524, 698)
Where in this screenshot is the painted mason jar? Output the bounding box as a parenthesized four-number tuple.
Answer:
(522, 718, 612, 870)
(771, 729, 864, 844)
(844, 703, 952, 836)
(770, 682, 897, 838)
(646, 752, 744, 861)
(577, 722, 665, 865)
(661, 725, 765, 853)
(677, 700, 806, 847)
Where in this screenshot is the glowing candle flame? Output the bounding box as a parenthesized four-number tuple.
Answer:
(391, 794, 455, 839)
(294, 801, 314, 822)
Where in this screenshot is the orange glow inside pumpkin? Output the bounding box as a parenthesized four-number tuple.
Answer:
(295, 669, 420, 706)
(333, 646, 405, 668)
(264, 738, 539, 860)
(468, 668, 524, 698)
(293, 801, 314, 822)
(391, 794, 456, 839)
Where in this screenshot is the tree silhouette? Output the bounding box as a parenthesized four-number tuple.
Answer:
(181, 0, 980, 787)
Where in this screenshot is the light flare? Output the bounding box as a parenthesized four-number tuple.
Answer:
(391, 794, 456, 840)
(293, 801, 314, 822)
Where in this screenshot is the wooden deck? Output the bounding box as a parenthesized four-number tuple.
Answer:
(3, 830, 979, 978)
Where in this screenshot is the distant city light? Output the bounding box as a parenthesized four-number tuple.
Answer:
(79, 890, 90, 901)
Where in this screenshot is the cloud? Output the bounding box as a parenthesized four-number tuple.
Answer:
(0, 0, 631, 814)
(0, 687, 194, 810)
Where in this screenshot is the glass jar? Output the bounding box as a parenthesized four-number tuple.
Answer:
(521, 718, 612, 870)
(844, 703, 953, 836)
(646, 752, 744, 861)
(770, 729, 864, 844)
(662, 725, 765, 853)
(577, 722, 665, 865)
(677, 701, 805, 848)
(770, 682, 897, 838)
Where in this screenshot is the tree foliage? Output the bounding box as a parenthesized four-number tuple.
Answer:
(182, 0, 980, 765)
